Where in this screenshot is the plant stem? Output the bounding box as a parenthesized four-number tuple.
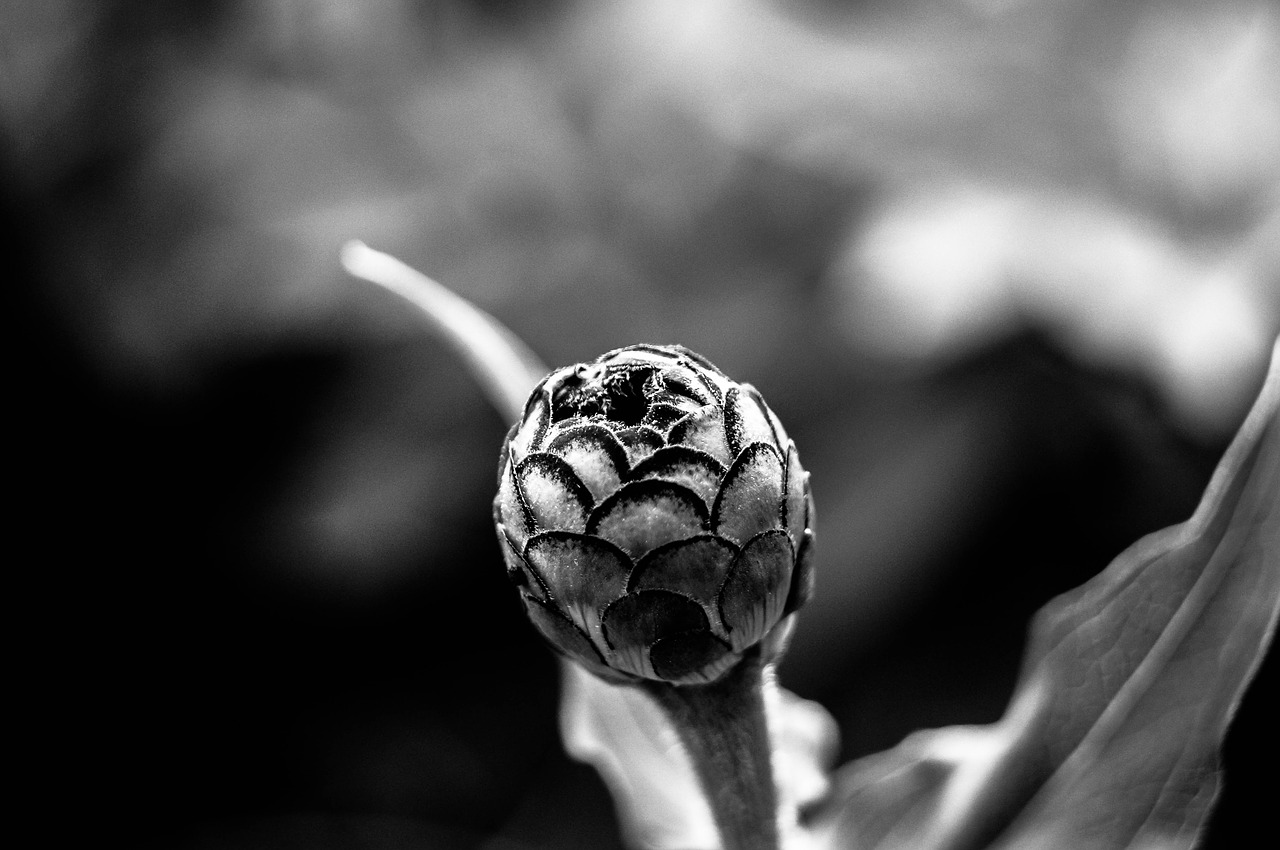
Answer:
(642, 649, 778, 850)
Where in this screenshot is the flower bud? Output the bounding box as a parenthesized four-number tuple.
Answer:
(494, 344, 814, 685)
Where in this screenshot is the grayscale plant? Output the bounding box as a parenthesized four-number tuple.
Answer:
(345, 242, 1280, 850)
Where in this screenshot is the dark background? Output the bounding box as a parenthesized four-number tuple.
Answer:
(8, 1, 1278, 847)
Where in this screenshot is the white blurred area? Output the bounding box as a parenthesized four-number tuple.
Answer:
(577, 0, 1280, 436)
(832, 185, 1276, 434)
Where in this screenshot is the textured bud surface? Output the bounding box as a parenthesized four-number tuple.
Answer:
(494, 344, 814, 685)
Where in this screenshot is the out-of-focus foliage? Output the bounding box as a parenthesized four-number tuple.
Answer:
(7, 0, 1277, 847)
(810, 343, 1279, 850)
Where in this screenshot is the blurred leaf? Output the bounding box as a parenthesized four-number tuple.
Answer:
(809, 338, 1280, 850)
(559, 662, 720, 849)
(560, 661, 840, 850)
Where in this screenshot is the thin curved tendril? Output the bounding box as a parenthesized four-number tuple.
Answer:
(340, 240, 548, 423)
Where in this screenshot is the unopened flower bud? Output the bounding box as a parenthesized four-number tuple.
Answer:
(494, 344, 814, 685)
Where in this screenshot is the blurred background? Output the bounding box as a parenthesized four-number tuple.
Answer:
(7, 0, 1278, 847)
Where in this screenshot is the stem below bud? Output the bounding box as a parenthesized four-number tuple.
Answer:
(642, 648, 779, 850)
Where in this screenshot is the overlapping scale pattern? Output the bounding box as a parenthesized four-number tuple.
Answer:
(494, 344, 815, 684)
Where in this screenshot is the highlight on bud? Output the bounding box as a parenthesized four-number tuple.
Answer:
(494, 344, 815, 685)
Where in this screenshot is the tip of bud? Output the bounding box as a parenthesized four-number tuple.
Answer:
(551, 362, 655, 425)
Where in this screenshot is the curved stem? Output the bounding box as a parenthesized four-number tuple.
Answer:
(340, 241, 547, 422)
(642, 650, 779, 850)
